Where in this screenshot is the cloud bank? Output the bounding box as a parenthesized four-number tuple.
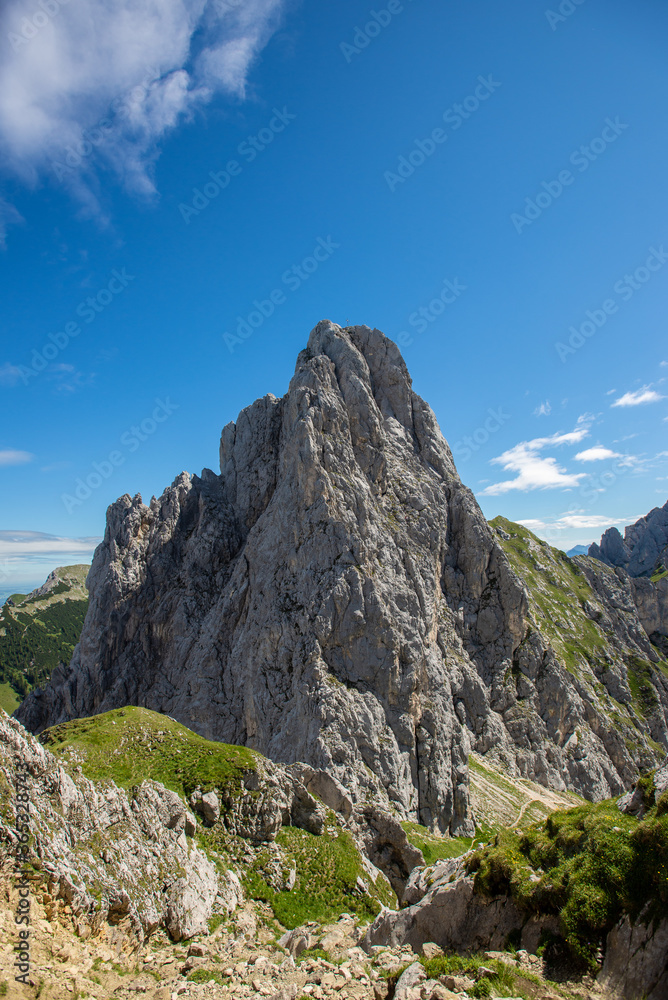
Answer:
(0, 0, 290, 236)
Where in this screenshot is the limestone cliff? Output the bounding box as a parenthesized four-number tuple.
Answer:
(15, 322, 668, 832)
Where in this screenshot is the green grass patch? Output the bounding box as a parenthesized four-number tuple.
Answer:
(401, 821, 475, 864)
(420, 953, 485, 977)
(626, 656, 660, 717)
(187, 970, 230, 985)
(466, 793, 668, 970)
(0, 681, 20, 714)
(42, 705, 258, 798)
(241, 825, 395, 928)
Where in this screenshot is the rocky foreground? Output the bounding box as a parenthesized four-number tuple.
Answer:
(0, 887, 612, 1000)
(2, 708, 667, 1000)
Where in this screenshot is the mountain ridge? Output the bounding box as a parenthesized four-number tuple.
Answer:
(15, 322, 668, 831)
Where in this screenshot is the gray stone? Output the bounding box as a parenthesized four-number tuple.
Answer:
(200, 790, 220, 824)
(0, 712, 224, 943)
(598, 914, 668, 999)
(394, 961, 426, 998)
(15, 322, 668, 825)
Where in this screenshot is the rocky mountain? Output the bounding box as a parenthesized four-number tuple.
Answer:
(589, 501, 668, 579)
(0, 564, 89, 714)
(15, 322, 668, 834)
(566, 544, 588, 557)
(588, 505, 668, 654)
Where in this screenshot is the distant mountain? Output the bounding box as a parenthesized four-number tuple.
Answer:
(0, 565, 89, 714)
(567, 544, 588, 557)
(589, 500, 668, 580)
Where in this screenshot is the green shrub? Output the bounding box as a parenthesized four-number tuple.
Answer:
(467, 795, 668, 970)
(187, 970, 229, 985)
(241, 826, 395, 928)
(420, 954, 484, 978)
(471, 979, 491, 998)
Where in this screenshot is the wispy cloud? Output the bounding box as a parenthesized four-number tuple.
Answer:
(0, 449, 33, 466)
(0, 362, 24, 386)
(0, 530, 100, 590)
(0, 0, 291, 240)
(518, 513, 637, 533)
(611, 385, 665, 407)
(574, 446, 622, 462)
(480, 417, 591, 496)
(0, 530, 99, 560)
(533, 400, 551, 417)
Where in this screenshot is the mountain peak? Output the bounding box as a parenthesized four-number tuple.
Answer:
(15, 325, 668, 833)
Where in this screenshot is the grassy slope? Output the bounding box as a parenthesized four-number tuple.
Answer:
(238, 825, 396, 928)
(491, 516, 667, 736)
(467, 784, 668, 969)
(0, 564, 90, 711)
(43, 705, 396, 929)
(42, 705, 258, 798)
(400, 753, 582, 865)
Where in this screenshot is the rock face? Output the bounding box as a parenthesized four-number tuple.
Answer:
(366, 855, 668, 1000)
(0, 712, 226, 942)
(15, 322, 668, 830)
(363, 861, 531, 955)
(598, 915, 668, 1000)
(589, 501, 668, 579)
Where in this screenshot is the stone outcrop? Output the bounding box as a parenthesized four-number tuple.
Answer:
(363, 862, 531, 955)
(366, 854, 668, 1000)
(597, 915, 668, 1000)
(0, 712, 227, 942)
(15, 322, 668, 831)
(589, 501, 668, 579)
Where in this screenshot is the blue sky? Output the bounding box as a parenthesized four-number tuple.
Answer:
(1, 0, 667, 594)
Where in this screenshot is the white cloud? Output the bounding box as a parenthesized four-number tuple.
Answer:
(660, 361, 668, 368)
(0, 197, 24, 249)
(480, 418, 591, 496)
(611, 386, 666, 407)
(574, 446, 623, 462)
(0, 0, 290, 231)
(0, 449, 33, 466)
(534, 401, 551, 417)
(0, 530, 99, 559)
(518, 514, 630, 532)
(0, 530, 100, 592)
